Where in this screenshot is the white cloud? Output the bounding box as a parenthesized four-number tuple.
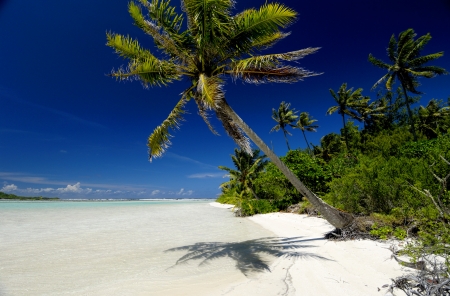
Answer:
(0, 181, 194, 199)
(58, 182, 82, 193)
(175, 188, 193, 196)
(187, 173, 223, 179)
(1, 184, 17, 192)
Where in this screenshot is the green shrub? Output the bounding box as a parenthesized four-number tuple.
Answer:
(370, 224, 393, 240)
(240, 199, 278, 216)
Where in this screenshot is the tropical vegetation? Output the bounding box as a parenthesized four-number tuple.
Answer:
(213, 27, 448, 272)
(369, 28, 448, 141)
(0, 192, 59, 200)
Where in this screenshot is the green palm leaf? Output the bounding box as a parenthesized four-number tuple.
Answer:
(147, 97, 188, 160)
(128, 1, 189, 59)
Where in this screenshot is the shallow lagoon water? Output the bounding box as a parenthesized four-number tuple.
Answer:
(0, 200, 274, 295)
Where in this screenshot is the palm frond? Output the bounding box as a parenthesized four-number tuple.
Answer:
(413, 65, 448, 76)
(368, 54, 390, 70)
(397, 29, 416, 54)
(229, 66, 320, 84)
(409, 52, 445, 68)
(249, 31, 290, 50)
(326, 106, 339, 115)
(228, 3, 296, 55)
(385, 73, 396, 90)
(147, 97, 188, 161)
(406, 69, 437, 78)
(232, 48, 320, 71)
(193, 93, 220, 135)
(183, 0, 234, 47)
(234, 3, 296, 36)
(405, 33, 431, 61)
(128, 1, 188, 59)
(140, 0, 184, 33)
(387, 34, 397, 63)
(197, 74, 224, 108)
(371, 73, 391, 90)
(110, 57, 179, 87)
(106, 33, 154, 60)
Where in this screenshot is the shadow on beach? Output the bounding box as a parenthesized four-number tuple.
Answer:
(165, 236, 332, 276)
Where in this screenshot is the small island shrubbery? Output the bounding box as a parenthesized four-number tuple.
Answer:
(0, 191, 59, 201)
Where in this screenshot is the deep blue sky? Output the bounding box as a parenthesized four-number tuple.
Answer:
(1, 0, 449, 199)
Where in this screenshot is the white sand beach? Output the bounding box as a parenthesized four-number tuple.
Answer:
(210, 202, 412, 296)
(0, 201, 415, 296)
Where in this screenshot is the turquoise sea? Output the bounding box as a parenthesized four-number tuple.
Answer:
(0, 200, 275, 295)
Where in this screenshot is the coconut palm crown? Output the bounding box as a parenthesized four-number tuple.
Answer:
(327, 83, 368, 151)
(295, 111, 318, 151)
(107, 0, 319, 159)
(368, 28, 447, 140)
(270, 101, 298, 150)
(106, 0, 354, 229)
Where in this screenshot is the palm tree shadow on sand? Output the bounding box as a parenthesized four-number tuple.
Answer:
(164, 236, 332, 276)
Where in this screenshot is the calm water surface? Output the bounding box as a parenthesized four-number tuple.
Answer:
(0, 200, 274, 295)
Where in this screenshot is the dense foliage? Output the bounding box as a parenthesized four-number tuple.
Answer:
(0, 192, 59, 200)
(215, 28, 449, 275)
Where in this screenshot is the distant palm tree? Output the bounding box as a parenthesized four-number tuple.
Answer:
(417, 99, 450, 139)
(219, 149, 267, 200)
(271, 101, 298, 150)
(327, 83, 366, 151)
(369, 28, 448, 141)
(295, 112, 318, 151)
(354, 97, 387, 130)
(106, 0, 353, 228)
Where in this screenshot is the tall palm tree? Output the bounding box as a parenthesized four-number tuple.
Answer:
(368, 28, 448, 141)
(106, 0, 353, 228)
(327, 83, 367, 151)
(270, 101, 298, 150)
(295, 111, 318, 151)
(219, 149, 267, 200)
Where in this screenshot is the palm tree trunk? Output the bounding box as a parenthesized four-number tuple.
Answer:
(283, 129, 291, 150)
(301, 130, 312, 151)
(249, 187, 259, 200)
(400, 82, 418, 141)
(222, 102, 353, 229)
(341, 113, 350, 152)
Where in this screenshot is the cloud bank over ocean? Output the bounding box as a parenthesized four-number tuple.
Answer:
(1, 182, 194, 199)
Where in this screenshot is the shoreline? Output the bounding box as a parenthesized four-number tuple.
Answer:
(210, 202, 410, 296)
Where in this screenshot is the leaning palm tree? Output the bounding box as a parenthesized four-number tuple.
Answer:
(327, 83, 367, 151)
(295, 111, 318, 151)
(270, 101, 298, 150)
(368, 28, 448, 141)
(106, 0, 353, 228)
(219, 149, 267, 200)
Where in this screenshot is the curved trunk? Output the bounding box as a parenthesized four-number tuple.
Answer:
(222, 103, 353, 229)
(283, 129, 291, 150)
(400, 82, 418, 141)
